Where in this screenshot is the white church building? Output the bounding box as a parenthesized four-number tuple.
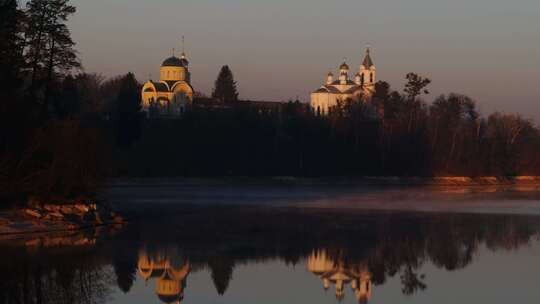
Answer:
(311, 48, 376, 114)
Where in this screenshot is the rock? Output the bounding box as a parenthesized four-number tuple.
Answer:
(25, 209, 41, 218)
(63, 213, 82, 225)
(82, 211, 96, 223)
(50, 212, 64, 219)
(94, 212, 104, 225)
(61, 206, 75, 214)
(27, 197, 42, 209)
(44, 204, 61, 212)
(74, 204, 89, 213)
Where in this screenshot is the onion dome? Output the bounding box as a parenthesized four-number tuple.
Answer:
(327, 71, 334, 76)
(162, 56, 185, 67)
(340, 62, 349, 70)
(180, 53, 189, 66)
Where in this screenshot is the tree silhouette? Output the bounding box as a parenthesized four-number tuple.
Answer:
(24, 0, 80, 117)
(114, 72, 142, 147)
(113, 254, 138, 293)
(0, 0, 24, 99)
(404, 73, 431, 100)
(212, 65, 239, 103)
(208, 256, 235, 295)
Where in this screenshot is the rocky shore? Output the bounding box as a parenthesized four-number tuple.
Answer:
(0, 198, 126, 238)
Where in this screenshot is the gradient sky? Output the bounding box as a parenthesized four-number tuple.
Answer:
(67, 0, 540, 119)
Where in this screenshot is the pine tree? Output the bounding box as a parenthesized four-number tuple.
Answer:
(0, 0, 26, 156)
(24, 0, 80, 114)
(212, 65, 239, 103)
(0, 0, 24, 98)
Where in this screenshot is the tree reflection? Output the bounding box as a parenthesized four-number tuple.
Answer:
(0, 247, 114, 304)
(1, 210, 540, 303)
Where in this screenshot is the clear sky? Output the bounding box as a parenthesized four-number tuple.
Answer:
(67, 0, 540, 119)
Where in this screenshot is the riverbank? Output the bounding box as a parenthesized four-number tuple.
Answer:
(0, 198, 126, 239)
(108, 176, 540, 186)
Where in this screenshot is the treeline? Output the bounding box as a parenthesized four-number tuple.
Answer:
(0, 0, 140, 204)
(115, 74, 540, 177)
(2, 1, 540, 205)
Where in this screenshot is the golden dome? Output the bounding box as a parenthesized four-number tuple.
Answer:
(307, 250, 335, 275)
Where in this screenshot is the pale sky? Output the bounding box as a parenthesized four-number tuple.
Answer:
(67, 0, 540, 119)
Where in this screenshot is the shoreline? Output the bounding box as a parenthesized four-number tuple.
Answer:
(4, 176, 540, 239)
(0, 200, 126, 239)
(107, 176, 540, 187)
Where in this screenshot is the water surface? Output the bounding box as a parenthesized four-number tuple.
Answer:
(3, 184, 540, 304)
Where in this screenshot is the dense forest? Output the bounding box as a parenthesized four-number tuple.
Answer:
(2, 0, 540, 205)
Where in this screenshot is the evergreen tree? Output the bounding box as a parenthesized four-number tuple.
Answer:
(0, 0, 26, 168)
(113, 252, 137, 293)
(0, 0, 24, 98)
(24, 0, 80, 114)
(208, 256, 234, 295)
(114, 73, 142, 147)
(212, 65, 239, 103)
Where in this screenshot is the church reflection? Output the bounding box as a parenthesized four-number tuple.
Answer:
(137, 249, 190, 304)
(308, 249, 372, 303)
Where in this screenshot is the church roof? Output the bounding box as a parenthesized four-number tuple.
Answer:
(314, 87, 330, 93)
(344, 86, 362, 94)
(180, 53, 189, 66)
(162, 56, 186, 67)
(362, 49, 374, 68)
(313, 85, 342, 94)
(331, 80, 357, 86)
(340, 62, 349, 70)
(152, 81, 170, 92)
(165, 80, 178, 89)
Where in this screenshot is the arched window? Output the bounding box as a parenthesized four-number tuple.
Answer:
(361, 73, 365, 85)
(370, 73, 374, 83)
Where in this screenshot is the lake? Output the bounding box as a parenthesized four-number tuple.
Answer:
(2, 183, 540, 304)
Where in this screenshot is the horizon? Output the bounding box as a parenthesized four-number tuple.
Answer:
(65, 0, 540, 120)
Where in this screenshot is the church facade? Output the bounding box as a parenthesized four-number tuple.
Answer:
(311, 48, 376, 114)
(141, 50, 194, 116)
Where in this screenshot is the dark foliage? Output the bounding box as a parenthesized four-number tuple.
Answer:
(24, 0, 80, 118)
(2, 0, 540, 206)
(212, 65, 239, 103)
(0, 0, 106, 206)
(114, 75, 540, 177)
(113, 73, 142, 147)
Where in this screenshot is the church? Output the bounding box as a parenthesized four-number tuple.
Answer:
(310, 48, 376, 114)
(307, 249, 373, 303)
(141, 47, 194, 116)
